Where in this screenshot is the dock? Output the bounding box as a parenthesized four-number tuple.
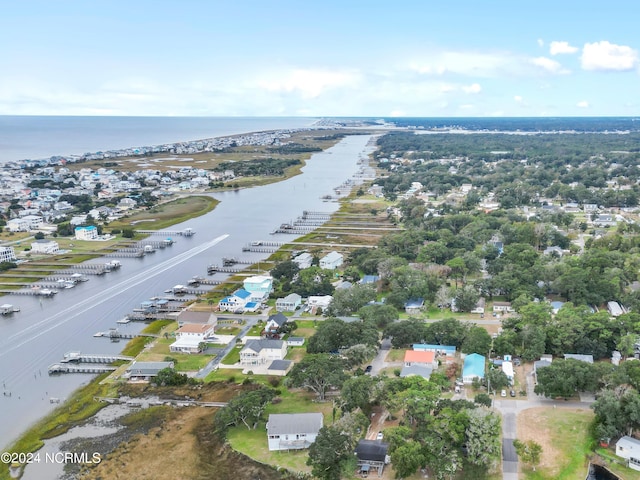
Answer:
(0, 288, 57, 296)
(136, 228, 195, 236)
(48, 364, 117, 374)
(60, 351, 134, 363)
(188, 276, 223, 286)
(94, 329, 160, 340)
(105, 248, 145, 258)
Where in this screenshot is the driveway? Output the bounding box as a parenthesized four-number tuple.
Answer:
(370, 338, 394, 376)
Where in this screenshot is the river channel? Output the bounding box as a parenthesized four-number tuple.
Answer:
(0, 133, 376, 448)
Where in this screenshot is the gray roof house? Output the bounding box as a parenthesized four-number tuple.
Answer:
(266, 413, 323, 451)
(124, 361, 174, 381)
(240, 339, 287, 366)
(355, 440, 390, 477)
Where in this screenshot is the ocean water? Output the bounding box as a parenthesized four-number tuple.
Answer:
(0, 116, 316, 163)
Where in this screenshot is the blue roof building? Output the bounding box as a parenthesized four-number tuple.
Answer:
(413, 344, 456, 355)
(462, 353, 486, 384)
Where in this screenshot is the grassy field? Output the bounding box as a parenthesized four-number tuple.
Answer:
(107, 195, 218, 230)
(221, 344, 243, 365)
(518, 407, 594, 480)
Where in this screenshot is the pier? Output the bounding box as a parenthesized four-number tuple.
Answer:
(188, 276, 223, 286)
(60, 351, 134, 363)
(94, 329, 160, 340)
(0, 288, 57, 296)
(206, 265, 247, 275)
(48, 364, 117, 374)
(105, 248, 145, 258)
(136, 228, 195, 236)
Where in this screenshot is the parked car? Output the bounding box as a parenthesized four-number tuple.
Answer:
(364, 365, 373, 373)
(510, 390, 516, 397)
(501, 389, 507, 397)
(376, 432, 384, 440)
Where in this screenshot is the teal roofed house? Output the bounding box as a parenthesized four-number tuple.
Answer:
(462, 353, 486, 384)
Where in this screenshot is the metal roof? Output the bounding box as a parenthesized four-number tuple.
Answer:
(267, 413, 323, 436)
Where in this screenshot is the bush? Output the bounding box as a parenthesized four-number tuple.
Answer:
(268, 377, 281, 387)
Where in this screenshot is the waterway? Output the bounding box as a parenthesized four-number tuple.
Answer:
(0, 133, 376, 448)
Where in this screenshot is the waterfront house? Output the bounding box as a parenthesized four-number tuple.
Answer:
(275, 293, 302, 312)
(176, 310, 217, 328)
(243, 275, 273, 302)
(616, 436, 640, 471)
(124, 361, 174, 381)
(30, 239, 59, 254)
(292, 252, 313, 269)
(462, 353, 486, 384)
(266, 413, 323, 451)
(170, 323, 215, 354)
(218, 289, 252, 312)
(319, 251, 343, 270)
(74, 225, 98, 240)
(240, 339, 287, 366)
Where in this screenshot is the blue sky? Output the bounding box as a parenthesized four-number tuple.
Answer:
(1, 0, 639, 117)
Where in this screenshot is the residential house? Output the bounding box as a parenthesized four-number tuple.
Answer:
(176, 310, 217, 328)
(404, 298, 424, 315)
(240, 339, 287, 366)
(266, 359, 293, 376)
(287, 337, 305, 347)
(543, 246, 566, 256)
(404, 350, 437, 368)
(307, 295, 333, 312)
(117, 197, 137, 210)
(266, 413, 323, 451)
(616, 436, 640, 471)
(462, 353, 486, 384)
(593, 214, 616, 227)
(264, 312, 288, 337)
(75, 225, 98, 240)
(360, 275, 380, 285)
(355, 440, 390, 477)
(124, 361, 174, 381)
(292, 252, 313, 269)
(492, 301, 514, 313)
(169, 323, 215, 354)
(243, 275, 273, 302)
(413, 344, 456, 356)
(6, 218, 30, 232)
(20, 215, 43, 231)
(0, 247, 16, 263)
(608, 301, 625, 317)
(30, 239, 59, 254)
(502, 361, 514, 384)
(276, 293, 302, 312)
(218, 289, 252, 313)
(564, 353, 594, 364)
(319, 251, 343, 270)
(69, 215, 88, 226)
(471, 297, 486, 314)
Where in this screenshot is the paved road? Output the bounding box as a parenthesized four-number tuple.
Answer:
(370, 338, 393, 376)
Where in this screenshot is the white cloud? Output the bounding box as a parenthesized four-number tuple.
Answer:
(577, 100, 589, 108)
(514, 95, 523, 102)
(462, 83, 482, 94)
(409, 51, 513, 78)
(549, 41, 578, 55)
(581, 41, 639, 71)
(256, 69, 360, 98)
(537, 39, 544, 48)
(530, 56, 569, 74)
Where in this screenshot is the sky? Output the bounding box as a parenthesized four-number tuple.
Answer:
(1, 0, 639, 117)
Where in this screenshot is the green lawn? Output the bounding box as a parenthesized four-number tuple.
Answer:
(595, 447, 640, 480)
(385, 348, 407, 362)
(221, 345, 242, 365)
(521, 409, 594, 480)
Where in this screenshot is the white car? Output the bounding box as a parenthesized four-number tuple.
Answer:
(376, 432, 384, 440)
(500, 389, 507, 397)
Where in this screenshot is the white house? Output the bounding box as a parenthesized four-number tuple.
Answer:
(75, 225, 98, 240)
(0, 246, 16, 263)
(319, 251, 343, 270)
(307, 295, 333, 311)
(218, 289, 252, 313)
(6, 218, 29, 232)
(169, 323, 216, 354)
(30, 239, 59, 254)
(292, 252, 313, 269)
(471, 297, 486, 314)
(607, 301, 624, 317)
(276, 293, 302, 312)
(240, 339, 287, 366)
(266, 413, 323, 451)
(21, 215, 43, 231)
(176, 310, 217, 328)
(616, 436, 640, 471)
(502, 361, 514, 384)
(492, 301, 514, 313)
(264, 313, 288, 335)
